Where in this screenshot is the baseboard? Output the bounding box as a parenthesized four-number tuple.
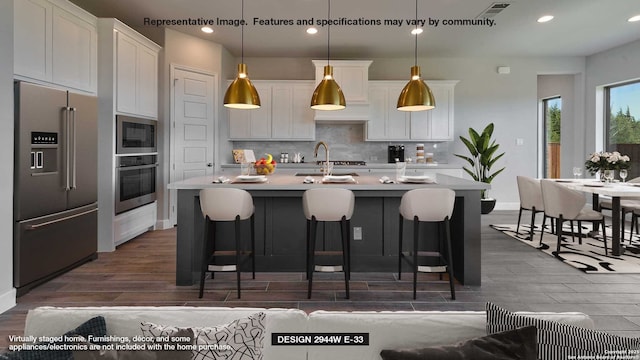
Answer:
(0, 287, 16, 314)
(495, 202, 520, 211)
(155, 219, 175, 230)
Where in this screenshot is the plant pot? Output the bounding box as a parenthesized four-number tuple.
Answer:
(481, 198, 496, 214)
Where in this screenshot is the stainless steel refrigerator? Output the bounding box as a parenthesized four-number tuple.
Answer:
(14, 81, 98, 296)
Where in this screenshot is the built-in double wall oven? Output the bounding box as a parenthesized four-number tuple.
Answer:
(115, 115, 158, 214)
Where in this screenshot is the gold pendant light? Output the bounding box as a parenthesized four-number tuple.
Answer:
(224, 0, 260, 109)
(310, 0, 345, 110)
(397, 0, 435, 112)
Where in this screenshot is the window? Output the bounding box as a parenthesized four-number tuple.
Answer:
(543, 97, 561, 178)
(606, 81, 640, 179)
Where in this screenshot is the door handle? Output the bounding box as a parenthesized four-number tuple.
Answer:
(63, 107, 71, 191)
(70, 107, 77, 189)
(207, 163, 213, 167)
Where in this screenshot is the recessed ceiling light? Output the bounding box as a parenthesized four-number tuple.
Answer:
(537, 15, 554, 23)
(411, 28, 423, 35)
(306, 27, 318, 34)
(629, 15, 640, 22)
(201, 26, 214, 34)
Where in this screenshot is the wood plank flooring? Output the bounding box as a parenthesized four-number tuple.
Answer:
(2, 210, 640, 352)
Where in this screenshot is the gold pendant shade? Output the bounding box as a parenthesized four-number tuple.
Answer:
(397, 65, 435, 111)
(224, 63, 261, 109)
(310, 65, 346, 110)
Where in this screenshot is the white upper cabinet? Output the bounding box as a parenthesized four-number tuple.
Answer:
(312, 60, 372, 122)
(14, 0, 97, 93)
(366, 80, 457, 141)
(113, 24, 159, 118)
(229, 81, 315, 141)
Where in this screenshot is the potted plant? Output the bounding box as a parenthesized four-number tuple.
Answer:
(454, 123, 506, 214)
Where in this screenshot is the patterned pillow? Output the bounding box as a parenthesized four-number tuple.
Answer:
(140, 312, 265, 360)
(486, 302, 640, 360)
(380, 325, 538, 360)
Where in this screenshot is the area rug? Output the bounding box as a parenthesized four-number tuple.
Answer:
(490, 223, 640, 273)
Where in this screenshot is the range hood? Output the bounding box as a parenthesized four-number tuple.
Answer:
(312, 60, 372, 122)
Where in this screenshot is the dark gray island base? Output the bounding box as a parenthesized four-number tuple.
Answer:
(169, 173, 488, 286)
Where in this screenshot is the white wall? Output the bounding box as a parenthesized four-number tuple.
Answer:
(0, 0, 16, 312)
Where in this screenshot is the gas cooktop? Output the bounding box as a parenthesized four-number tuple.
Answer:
(315, 160, 367, 166)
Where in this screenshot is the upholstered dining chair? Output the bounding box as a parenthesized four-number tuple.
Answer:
(599, 176, 640, 243)
(516, 176, 553, 241)
(540, 179, 608, 256)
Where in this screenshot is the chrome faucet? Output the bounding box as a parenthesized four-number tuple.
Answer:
(314, 141, 330, 175)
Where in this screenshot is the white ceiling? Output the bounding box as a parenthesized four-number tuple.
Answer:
(71, 0, 640, 58)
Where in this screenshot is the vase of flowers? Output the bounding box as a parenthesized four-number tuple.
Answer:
(585, 151, 630, 181)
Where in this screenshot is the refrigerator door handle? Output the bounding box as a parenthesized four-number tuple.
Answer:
(70, 107, 77, 189)
(63, 107, 71, 191)
(24, 207, 98, 230)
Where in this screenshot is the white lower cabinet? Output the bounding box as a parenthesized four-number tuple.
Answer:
(366, 80, 457, 141)
(229, 80, 315, 141)
(113, 202, 157, 247)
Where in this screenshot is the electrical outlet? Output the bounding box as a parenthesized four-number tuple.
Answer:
(353, 227, 363, 240)
(516, 138, 524, 146)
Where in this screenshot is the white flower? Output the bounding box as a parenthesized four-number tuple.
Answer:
(622, 155, 630, 162)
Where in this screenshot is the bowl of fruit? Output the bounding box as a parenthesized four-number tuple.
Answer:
(254, 153, 277, 175)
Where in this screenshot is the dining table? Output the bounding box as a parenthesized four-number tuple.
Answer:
(561, 179, 640, 256)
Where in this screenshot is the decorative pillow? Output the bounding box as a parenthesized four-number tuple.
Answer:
(380, 325, 537, 360)
(72, 328, 194, 360)
(140, 312, 265, 360)
(0, 316, 107, 360)
(486, 302, 640, 360)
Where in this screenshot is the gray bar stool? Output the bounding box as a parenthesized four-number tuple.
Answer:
(199, 188, 255, 299)
(303, 188, 355, 299)
(398, 188, 456, 300)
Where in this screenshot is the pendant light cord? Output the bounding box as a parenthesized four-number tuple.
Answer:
(414, 0, 418, 67)
(327, 0, 331, 66)
(241, 0, 245, 63)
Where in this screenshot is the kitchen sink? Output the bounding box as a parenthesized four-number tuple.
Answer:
(294, 172, 359, 176)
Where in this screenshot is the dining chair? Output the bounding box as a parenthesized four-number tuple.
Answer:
(540, 179, 608, 256)
(599, 176, 640, 243)
(516, 176, 553, 241)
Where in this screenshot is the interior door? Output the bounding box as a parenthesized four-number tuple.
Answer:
(171, 68, 216, 224)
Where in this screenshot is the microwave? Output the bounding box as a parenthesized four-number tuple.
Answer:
(116, 115, 157, 154)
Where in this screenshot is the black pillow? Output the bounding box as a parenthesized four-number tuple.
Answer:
(0, 316, 107, 360)
(380, 325, 537, 360)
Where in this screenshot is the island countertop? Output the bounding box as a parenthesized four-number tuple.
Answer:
(169, 172, 488, 287)
(168, 172, 488, 191)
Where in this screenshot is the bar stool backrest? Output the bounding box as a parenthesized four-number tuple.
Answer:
(199, 188, 254, 221)
(303, 188, 355, 221)
(399, 188, 455, 221)
(539, 180, 584, 219)
(516, 176, 544, 211)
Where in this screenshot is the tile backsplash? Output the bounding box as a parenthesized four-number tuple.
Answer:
(231, 124, 450, 164)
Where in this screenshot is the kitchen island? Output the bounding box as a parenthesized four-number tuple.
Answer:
(168, 172, 488, 286)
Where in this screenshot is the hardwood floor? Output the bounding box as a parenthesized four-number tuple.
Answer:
(2, 210, 640, 352)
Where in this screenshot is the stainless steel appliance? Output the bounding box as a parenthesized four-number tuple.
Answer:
(14, 81, 98, 295)
(115, 154, 157, 214)
(388, 145, 405, 163)
(116, 115, 157, 154)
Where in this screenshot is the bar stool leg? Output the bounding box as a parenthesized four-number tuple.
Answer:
(340, 216, 349, 299)
(398, 214, 404, 280)
(413, 216, 419, 300)
(235, 215, 241, 299)
(199, 216, 211, 299)
(305, 219, 310, 280)
(346, 219, 351, 281)
(308, 216, 317, 299)
(445, 217, 455, 300)
(251, 214, 256, 279)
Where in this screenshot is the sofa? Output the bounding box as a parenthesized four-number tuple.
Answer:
(12, 305, 606, 359)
